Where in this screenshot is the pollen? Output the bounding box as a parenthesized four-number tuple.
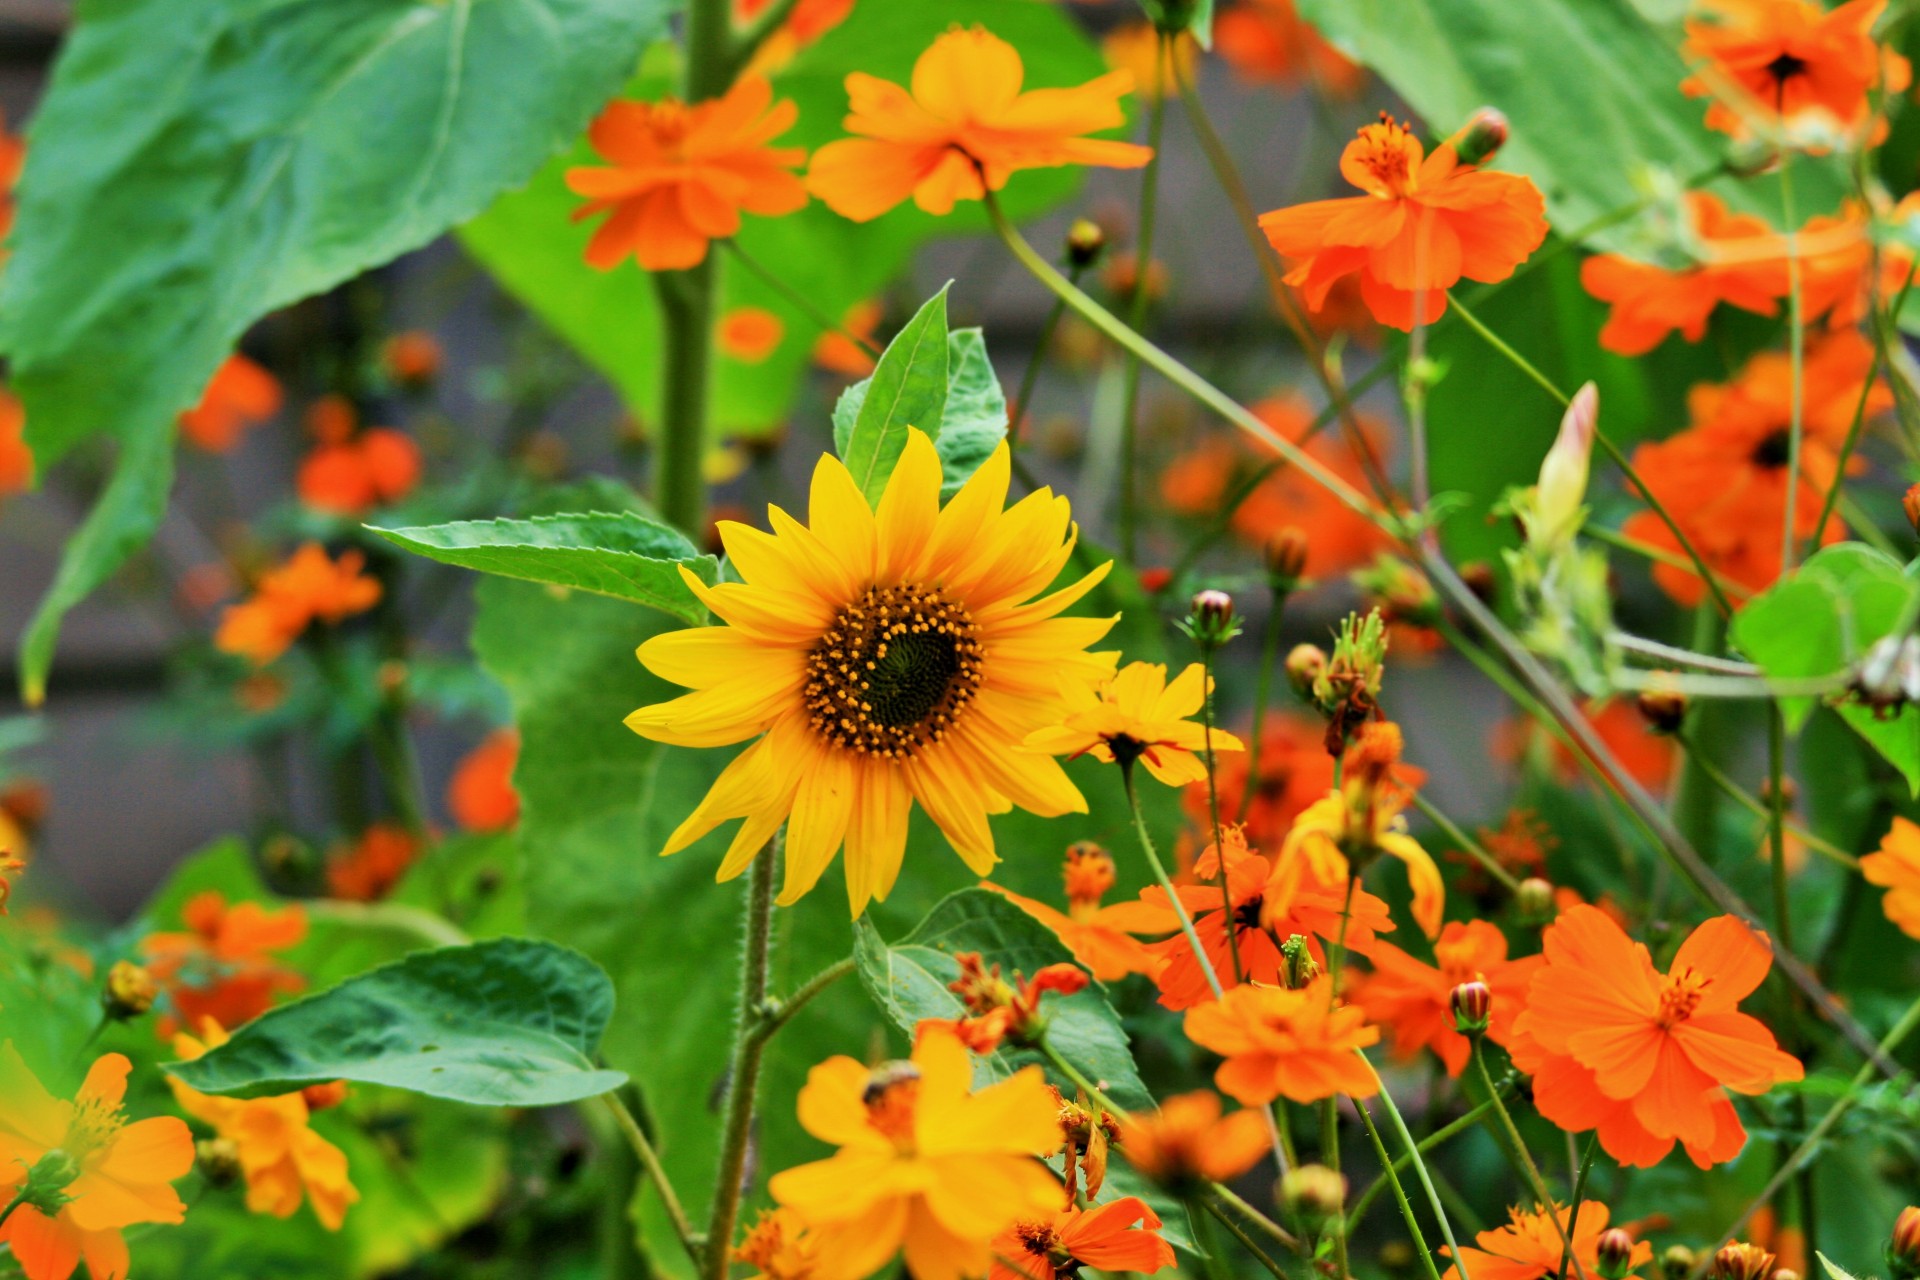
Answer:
(804, 583, 985, 758)
(1657, 967, 1714, 1027)
(67, 1094, 126, 1158)
(1353, 113, 1421, 196)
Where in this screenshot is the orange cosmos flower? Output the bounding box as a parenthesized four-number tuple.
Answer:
(734, 1207, 822, 1280)
(1115, 1090, 1270, 1187)
(1681, 0, 1909, 146)
(214, 543, 383, 666)
(1862, 815, 1920, 940)
(1214, 0, 1365, 97)
(567, 76, 806, 272)
(1622, 331, 1887, 605)
(1581, 193, 1788, 355)
(1508, 905, 1804, 1169)
(806, 26, 1152, 222)
(1184, 973, 1380, 1105)
(1441, 1201, 1652, 1280)
(925, 952, 1089, 1054)
(447, 729, 521, 833)
(0, 1046, 195, 1280)
(768, 1025, 1062, 1280)
(1100, 23, 1197, 102)
(718, 306, 786, 363)
(178, 354, 283, 453)
(0, 848, 24, 915)
(296, 427, 422, 517)
(813, 299, 881, 376)
(981, 842, 1165, 981)
(140, 891, 307, 1038)
(1352, 920, 1543, 1076)
(1260, 114, 1548, 330)
(1026, 661, 1244, 788)
(989, 1197, 1175, 1280)
(0, 387, 32, 499)
(324, 823, 422, 903)
(168, 1021, 359, 1229)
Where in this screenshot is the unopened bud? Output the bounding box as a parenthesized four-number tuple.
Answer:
(301, 1081, 350, 1112)
(197, 1137, 244, 1188)
(1182, 589, 1241, 649)
(1279, 1163, 1347, 1235)
(1662, 1247, 1696, 1280)
(103, 960, 157, 1020)
(1448, 980, 1492, 1036)
(1066, 219, 1106, 269)
(1265, 527, 1310, 591)
(1279, 934, 1320, 990)
(1596, 1228, 1637, 1280)
(1710, 1243, 1777, 1280)
(1515, 877, 1556, 923)
(1530, 382, 1597, 550)
(1285, 644, 1328, 701)
(1450, 107, 1510, 166)
(22, 1148, 81, 1213)
(1635, 686, 1688, 735)
(1891, 1206, 1920, 1280)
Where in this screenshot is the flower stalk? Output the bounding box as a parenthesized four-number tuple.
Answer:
(702, 839, 779, 1280)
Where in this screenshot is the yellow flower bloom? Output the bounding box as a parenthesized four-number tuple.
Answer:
(167, 1022, 359, 1230)
(1025, 661, 1243, 787)
(768, 1025, 1063, 1280)
(626, 430, 1117, 914)
(1276, 722, 1444, 938)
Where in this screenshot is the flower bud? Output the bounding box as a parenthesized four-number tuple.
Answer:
(102, 960, 157, 1021)
(1710, 1243, 1777, 1280)
(1278, 1163, 1347, 1235)
(22, 1148, 81, 1214)
(1515, 876, 1556, 923)
(1530, 382, 1598, 550)
(1066, 219, 1106, 268)
(1450, 107, 1510, 166)
(301, 1081, 350, 1112)
(1448, 980, 1492, 1036)
(197, 1137, 244, 1188)
(1635, 686, 1688, 735)
(1662, 1247, 1696, 1280)
(1279, 934, 1321, 990)
(1905, 485, 1920, 538)
(1285, 644, 1328, 701)
(1890, 1206, 1920, 1280)
(1596, 1228, 1637, 1280)
(1265, 527, 1310, 592)
(1182, 589, 1242, 649)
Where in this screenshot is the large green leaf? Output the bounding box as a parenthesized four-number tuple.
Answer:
(370, 512, 717, 624)
(4, 0, 668, 702)
(935, 328, 1012, 498)
(457, 0, 1109, 438)
(166, 938, 629, 1106)
(834, 317, 1016, 503)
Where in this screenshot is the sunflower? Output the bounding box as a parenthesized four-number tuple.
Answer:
(627, 430, 1117, 914)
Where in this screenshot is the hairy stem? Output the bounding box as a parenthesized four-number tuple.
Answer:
(702, 842, 779, 1280)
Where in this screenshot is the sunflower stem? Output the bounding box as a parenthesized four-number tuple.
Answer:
(654, 260, 715, 538)
(1353, 1095, 1446, 1280)
(1116, 32, 1169, 564)
(702, 838, 779, 1280)
(1121, 762, 1226, 1002)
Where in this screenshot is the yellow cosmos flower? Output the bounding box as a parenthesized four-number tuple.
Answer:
(768, 1025, 1063, 1280)
(167, 1021, 359, 1230)
(626, 429, 1117, 914)
(1025, 661, 1243, 787)
(1276, 722, 1443, 938)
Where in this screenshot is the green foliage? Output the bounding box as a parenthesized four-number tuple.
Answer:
(834, 285, 953, 503)
(168, 938, 629, 1105)
(4, 0, 670, 702)
(1731, 542, 1920, 788)
(458, 0, 1108, 437)
(936, 329, 1014, 497)
(370, 511, 717, 624)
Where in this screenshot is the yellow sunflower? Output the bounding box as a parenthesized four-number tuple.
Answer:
(626, 429, 1118, 914)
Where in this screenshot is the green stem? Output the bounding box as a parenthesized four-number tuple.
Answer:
(654, 263, 716, 538)
(1122, 763, 1225, 1002)
(754, 958, 855, 1045)
(1353, 1096, 1447, 1280)
(1410, 792, 1521, 893)
(702, 842, 778, 1280)
(1767, 705, 1795, 953)
(725, 242, 881, 360)
(1672, 736, 1855, 869)
(1202, 1194, 1294, 1280)
(1239, 585, 1290, 824)
(1198, 646, 1244, 984)
(1555, 1136, 1599, 1280)
(1470, 1048, 1585, 1280)
(605, 1093, 703, 1267)
(1322, 1096, 1349, 1279)
(0, 1191, 29, 1233)
(1117, 33, 1169, 564)
(1037, 1038, 1120, 1116)
(1349, 1094, 1507, 1229)
(303, 900, 469, 947)
(1212, 1183, 1304, 1257)
(1010, 296, 1069, 447)
(1369, 1061, 1471, 1280)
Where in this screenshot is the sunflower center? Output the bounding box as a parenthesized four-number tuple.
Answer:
(1750, 428, 1793, 468)
(805, 584, 984, 757)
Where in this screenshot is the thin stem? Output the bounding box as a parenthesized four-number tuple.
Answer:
(1369, 1061, 1471, 1280)
(1321, 1096, 1349, 1279)
(725, 242, 882, 360)
(604, 1094, 703, 1267)
(0, 1190, 28, 1233)
(1470, 1048, 1584, 1280)
(702, 842, 779, 1280)
(1353, 1096, 1447, 1280)
(1010, 296, 1069, 447)
(753, 958, 855, 1045)
(1781, 164, 1805, 574)
(1199, 646, 1245, 984)
(1585, 527, 1753, 601)
(1122, 763, 1225, 1002)
(1555, 1136, 1599, 1280)
(302, 900, 471, 947)
(1116, 33, 1169, 564)
(1608, 631, 1763, 675)
(1411, 792, 1521, 894)
(1212, 1182, 1304, 1257)
(1350, 1094, 1507, 1229)
(1038, 1038, 1121, 1117)
(1767, 706, 1796, 952)
(1673, 735, 1858, 869)
(1202, 1194, 1294, 1280)
(1240, 585, 1289, 824)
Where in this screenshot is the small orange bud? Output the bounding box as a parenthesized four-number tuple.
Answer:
(1710, 1243, 1777, 1280)
(1890, 1206, 1920, 1280)
(1905, 484, 1920, 537)
(301, 1080, 351, 1112)
(102, 960, 157, 1020)
(1265, 527, 1310, 589)
(1596, 1228, 1637, 1280)
(381, 331, 443, 387)
(1448, 980, 1491, 1035)
(1451, 107, 1510, 166)
(1138, 565, 1173, 594)
(1635, 686, 1688, 735)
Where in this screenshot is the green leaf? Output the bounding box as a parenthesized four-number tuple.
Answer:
(458, 0, 1110, 439)
(935, 328, 1011, 499)
(165, 938, 629, 1106)
(1815, 1254, 1870, 1280)
(4, 0, 667, 701)
(369, 512, 717, 624)
(835, 285, 952, 504)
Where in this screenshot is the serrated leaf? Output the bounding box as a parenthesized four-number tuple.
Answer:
(370, 512, 716, 624)
(166, 938, 628, 1107)
(935, 328, 1010, 498)
(836, 285, 951, 503)
(5, 0, 667, 701)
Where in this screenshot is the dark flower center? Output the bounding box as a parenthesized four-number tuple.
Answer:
(805, 584, 984, 758)
(1750, 428, 1793, 468)
(1764, 52, 1808, 87)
